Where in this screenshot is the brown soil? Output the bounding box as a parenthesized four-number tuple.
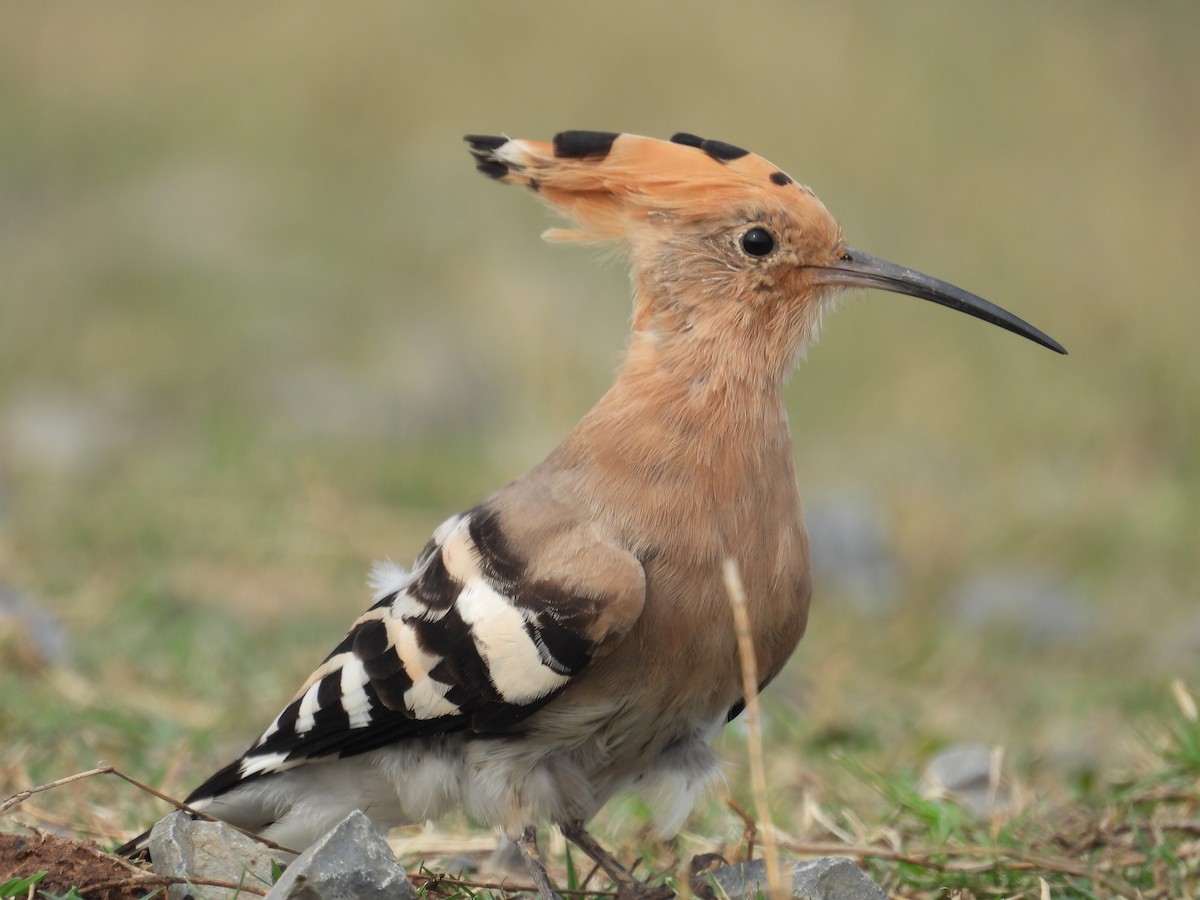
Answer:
(0, 832, 154, 900)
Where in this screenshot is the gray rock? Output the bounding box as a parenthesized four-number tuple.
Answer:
(264, 810, 415, 900)
(483, 834, 526, 878)
(149, 810, 282, 900)
(1, 389, 117, 475)
(919, 743, 1011, 816)
(702, 856, 885, 900)
(950, 569, 1090, 646)
(0, 587, 71, 667)
(439, 855, 476, 876)
(1152, 610, 1200, 668)
(806, 493, 898, 613)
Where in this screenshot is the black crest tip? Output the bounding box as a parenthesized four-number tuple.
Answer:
(473, 159, 510, 180)
(465, 135, 512, 180)
(464, 134, 508, 152)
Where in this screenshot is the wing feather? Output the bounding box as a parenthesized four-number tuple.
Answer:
(185, 501, 645, 808)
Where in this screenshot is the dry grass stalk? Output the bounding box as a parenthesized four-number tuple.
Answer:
(722, 557, 786, 900)
(0, 764, 115, 815)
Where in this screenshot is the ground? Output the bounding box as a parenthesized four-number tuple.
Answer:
(0, 833, 148, 900)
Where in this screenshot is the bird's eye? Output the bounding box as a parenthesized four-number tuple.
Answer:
(740, 227, 776, 258)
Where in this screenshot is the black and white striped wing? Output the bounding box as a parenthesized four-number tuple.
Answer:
(186, 504, 643, 805)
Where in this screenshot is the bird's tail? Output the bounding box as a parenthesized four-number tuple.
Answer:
(115, 828, 152, 859)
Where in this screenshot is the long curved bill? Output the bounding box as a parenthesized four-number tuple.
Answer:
(813, 248, 1067, 354)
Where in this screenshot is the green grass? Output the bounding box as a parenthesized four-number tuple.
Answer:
(1, 873, 47, 898)
(1, 2, 1198, 897)
(846, 693, 1200, 897)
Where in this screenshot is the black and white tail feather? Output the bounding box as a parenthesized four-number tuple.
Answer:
(117, 502, 607, 856)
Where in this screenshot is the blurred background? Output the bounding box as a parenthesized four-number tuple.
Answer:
(1, 1, 1197, 839)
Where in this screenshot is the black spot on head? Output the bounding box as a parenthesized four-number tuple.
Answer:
(553, 130, 619, 159)
(769, 171, 794, 186)
(670, 132, 706, 149)
(701, 139, 750, 162)
(527, 177, 540, 193)
(468, 508, 525, 587)
(668, 132, 750, 163)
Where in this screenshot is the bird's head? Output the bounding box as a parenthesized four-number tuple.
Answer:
(467, 131, 1065, 379)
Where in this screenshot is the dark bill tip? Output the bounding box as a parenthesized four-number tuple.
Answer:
(812, 248, 1066, 355)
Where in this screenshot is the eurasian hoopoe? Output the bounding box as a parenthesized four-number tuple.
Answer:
(119, 131, 1065, 898)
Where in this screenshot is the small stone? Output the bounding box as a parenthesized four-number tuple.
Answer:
(700, 856, 886, 900)
(439, 855, 476, 876)
(950, 569, 1090, 646)
(2, 390, 116, 475)
(0, 588, 71, 670)
(482, 835, 526, 878)
(1153, 610, 1200, 669)
(264, 810, 416, 900)
(806, 493, 898, 613)
(919, 743, 1011, 816)
(149, 811, 281, 900)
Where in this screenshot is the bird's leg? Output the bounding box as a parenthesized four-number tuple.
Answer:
(560, 822, 675, 900)
(515, 826, 563, 900)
